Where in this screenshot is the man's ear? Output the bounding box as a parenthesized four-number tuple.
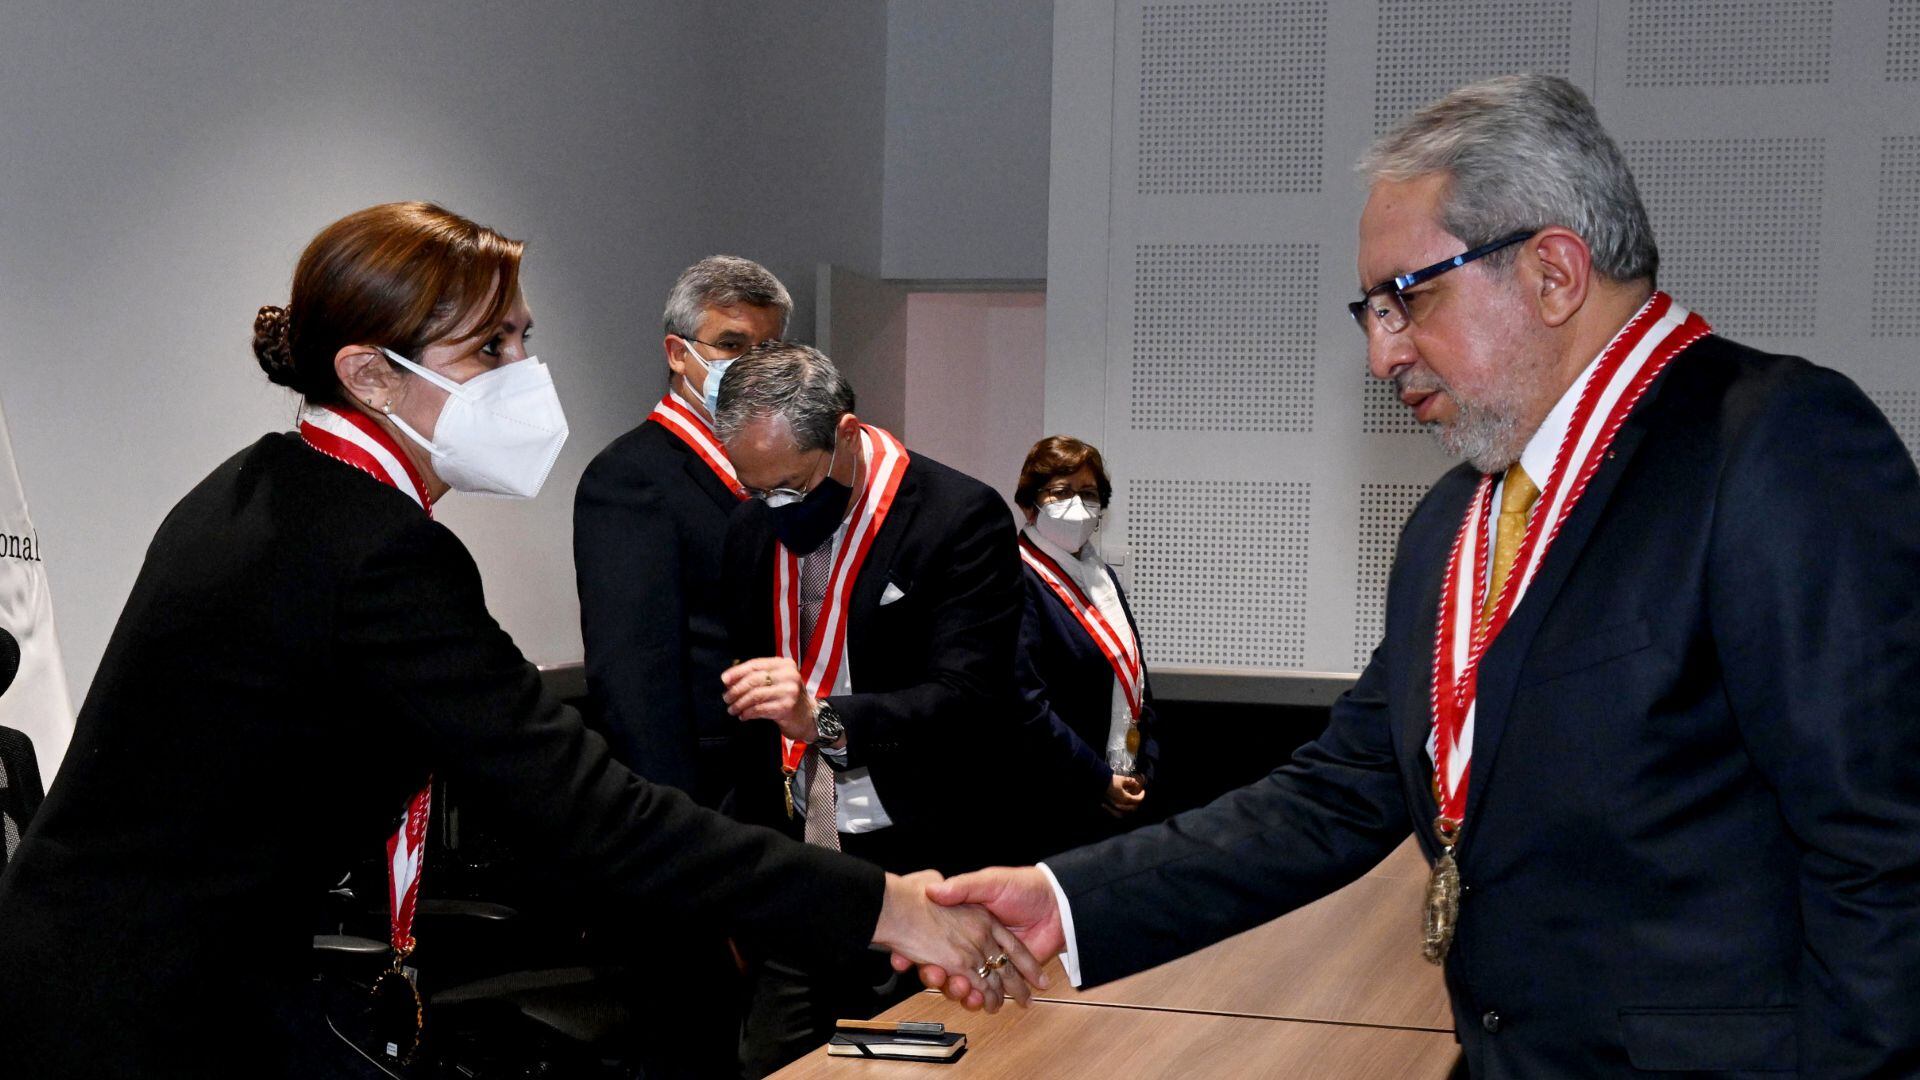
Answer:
(334, 346, 403, 410)
(1527, 228, 1591, 329)
(664, 336, 693, 381)
(837, 412, 862, 442)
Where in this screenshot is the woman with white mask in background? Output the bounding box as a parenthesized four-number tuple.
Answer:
(0, 202, 1036, 1080)
(1008, 436, 1162, 861)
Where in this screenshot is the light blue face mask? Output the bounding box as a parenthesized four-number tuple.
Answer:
(681, 339, 733, 418)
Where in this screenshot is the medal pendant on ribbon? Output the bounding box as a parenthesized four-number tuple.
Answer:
(1423, 823, 1462, 964)
(370, 959, 425, 1063)
(783, 770, 797, 820)
(1124, 723, 1142, 757)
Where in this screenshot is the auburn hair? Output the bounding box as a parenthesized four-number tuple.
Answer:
(1015, 435, 1114, 511)
(252, 201, 524, 401)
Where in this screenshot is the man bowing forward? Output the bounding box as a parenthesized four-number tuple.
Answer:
(714, 341, 1024, 1074)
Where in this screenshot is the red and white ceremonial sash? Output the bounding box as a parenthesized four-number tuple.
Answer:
(299, 402, 431, 511)
(1018, 534, 1144, 720)
(298, 401, 433, 959)
(774, 425, 910, 773)
(648, 393, 746, 500)
(1429, 293, 1709, 835)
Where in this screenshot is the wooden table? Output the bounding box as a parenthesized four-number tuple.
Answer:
(772, 839, 1462, 1078)
(772, 992, 1461, 1080)
(1041, 839, 1453, 1031)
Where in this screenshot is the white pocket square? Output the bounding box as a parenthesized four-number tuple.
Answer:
(880, 582, 907, 606)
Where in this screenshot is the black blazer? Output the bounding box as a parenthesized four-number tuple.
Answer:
(722, 449, 1022, 873)
(1048, 337, 1920, 1077)
(1013, 554, 1160, 857)
(575, 417, 740, 809)
(0, 434, 883, 1079)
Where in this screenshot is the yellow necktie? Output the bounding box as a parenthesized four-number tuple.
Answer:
(1481, 464, 1539, 630)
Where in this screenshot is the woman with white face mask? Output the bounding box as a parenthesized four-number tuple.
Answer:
(1009, 436, 1162, 860)
(0, 202, 1036, 1079)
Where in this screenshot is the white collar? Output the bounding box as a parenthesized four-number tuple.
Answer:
(1514, 332, 1616, 485)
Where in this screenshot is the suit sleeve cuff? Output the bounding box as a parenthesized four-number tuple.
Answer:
(1036, 861, 1084, 988)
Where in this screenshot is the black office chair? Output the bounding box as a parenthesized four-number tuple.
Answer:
(0, 626, 48, 873)
(313, 692, 640, 1077)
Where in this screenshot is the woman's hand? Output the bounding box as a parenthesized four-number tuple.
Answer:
(1102, 773, 1145, 817)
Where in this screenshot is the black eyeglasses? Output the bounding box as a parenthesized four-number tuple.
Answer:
(1346, 231, 1534, 335)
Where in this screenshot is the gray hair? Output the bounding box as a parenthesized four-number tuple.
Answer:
(713, 341, 856, 452)
(1359, 74, 1658, 284)
(661, 255, 793, 338)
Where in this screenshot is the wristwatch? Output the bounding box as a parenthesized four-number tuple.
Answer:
(812, 698, 846, 746)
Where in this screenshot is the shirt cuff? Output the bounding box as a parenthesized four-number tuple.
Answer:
(1036, 862, 1084, 988)
(821, 743, 850, 765)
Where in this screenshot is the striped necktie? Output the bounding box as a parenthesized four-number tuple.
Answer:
(797, 547, 840, 851)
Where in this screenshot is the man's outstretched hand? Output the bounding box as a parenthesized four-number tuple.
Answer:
(892, 866, 1067, 1008)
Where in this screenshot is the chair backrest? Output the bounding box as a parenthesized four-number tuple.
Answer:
(0, 723, 44, 869)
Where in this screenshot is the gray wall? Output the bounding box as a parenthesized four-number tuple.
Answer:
(1048, 0, 1920, 680)
(882, 0, 1053, 280)
(1, 0, 891, 698)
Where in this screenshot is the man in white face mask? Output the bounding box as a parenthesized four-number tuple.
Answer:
(572, 255, 790, 1077)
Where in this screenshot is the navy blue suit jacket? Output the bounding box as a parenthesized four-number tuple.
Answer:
(1048, 336, 1920, 1077)
(1014, 555, 1160, 855)
(574, 417, 741, 810)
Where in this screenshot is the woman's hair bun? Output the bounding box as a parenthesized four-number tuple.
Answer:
(252, 304, 296, 386)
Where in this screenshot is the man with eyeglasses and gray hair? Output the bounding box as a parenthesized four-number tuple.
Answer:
(711, 341, 1026, 1075)
(913, 73, 1920, 1076)
(572, 255, 790, 1077)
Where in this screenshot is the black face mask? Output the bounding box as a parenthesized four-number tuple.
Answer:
(767, 440, 853, 555)
(769, 476, 853, 555)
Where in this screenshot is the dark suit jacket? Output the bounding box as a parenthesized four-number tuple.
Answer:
(575, 417, 740, 809)
(1048, 337, 1920, 1077)
(1013, 555, 1161, 857)
(723, 449, 1022, 875)
(0, 434, 883, 1079)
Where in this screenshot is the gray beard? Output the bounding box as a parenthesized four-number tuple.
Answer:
(1395, 369, 1530, 474)
(1434, 402, 1525, 473)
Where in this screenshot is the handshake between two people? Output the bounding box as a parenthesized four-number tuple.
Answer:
(869, 866, 1068, 1013)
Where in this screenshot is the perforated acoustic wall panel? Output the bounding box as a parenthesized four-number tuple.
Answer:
(1875, 388, 1920, 465)
(1131, 243, 1318, 431)
(1049, 0, 1920, 687)
(1625, 138, 1825, 341)
(1360, 371, 1423, 434)
(1353, 483, 1430, 670)
(1894, 0, 1920, 81)
(1375, 0, 1575, 132)
(1127, 478, 1311, 667)
(1626, 0, 1833, 88)
(1875, 137, 1920, 337)
(1138, 1, 1329, 195)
